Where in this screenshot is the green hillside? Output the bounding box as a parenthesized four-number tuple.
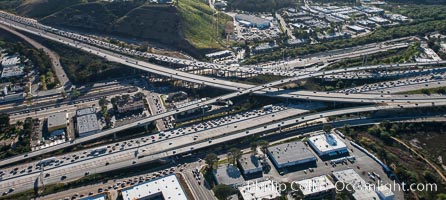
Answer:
(178, 0, 231, 50)
(18, 0, 231, 56)
(16, 0, 87, 18)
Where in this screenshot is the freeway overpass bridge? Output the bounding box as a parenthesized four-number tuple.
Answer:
(0, 11, 446, 170)
(0, 11, 445, 79)
(1, 13, 445, 104)
(0, 56, 444, 168)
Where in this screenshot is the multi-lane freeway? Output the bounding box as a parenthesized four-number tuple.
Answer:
(0, 10, 445, 168)
(1, 13, 445, 104)
(1, 101, 444, 196)
(0, 9, 444, 199)
(0, 55, 445, 168)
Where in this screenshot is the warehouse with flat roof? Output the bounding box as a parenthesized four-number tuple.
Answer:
(76, 107, 96, 116)
(121, 174, 188, 200)
(80, 194, 106, 200)
(308, 133, 348, 158)
(76, 114, 100, 137)
(213, 164, 245, 187)
(238, 180, 281, 200)
(238, 154, 262, 177)
(47, 112, 68, 133)
(295, 175, 336, 199)
(1, 55, 20, 67)
(235, 14, 270, 29)
(347, 25, 366, 33)
(267, 141, 316, 170)
(332, 169, 380, 200)
(1, 65, 24, 78)
(376, 185, 394, 200)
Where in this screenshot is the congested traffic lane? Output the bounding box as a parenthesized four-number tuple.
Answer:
(1, 101, 445, 196)
(1, 10, 446, 168)
(0, 19, 444, 166)
(0, 104, 310, 182)
(0, 104, 319, 195)
(1, 12, 446, 103)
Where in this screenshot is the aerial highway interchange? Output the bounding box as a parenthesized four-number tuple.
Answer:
(0, 8, 444, 200)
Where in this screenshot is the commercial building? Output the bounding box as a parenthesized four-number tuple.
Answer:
(308, 133, 348, 158)
(311, 6, 331, 14)
(368, 16, 390, 25)
(319, 32, 351, 41)
(357, 20, 376, 28)
(287, 38, 307, 46)
(76, 107, 96, 116)
(47, 112, 68, 133)
(267, 141, 317, 170)
(166, 91, 188, 102)
(252, 42, 279, 54)
(116, 98, 145, 113)
(205, 50, 232, 59)
(376, 185, 394, 200)
(354, 6, 384, 15)
(1, 65, 24, 78)
(80, 194, 106, 200)
(235, 14, 270, 29)
(1, 54, 24, 78)
(291, 23, 306, 29)
(386, 14, 409, 22)
(238, 154, 262, 177)
(76, 113, 100, 137)
(75, 107, 99, 137)
(332, 169, 380, 200)
(1, 55, 20, 67)
(331, 13, 350, 21)
(0, 92, 24, 102)
(238, 180, 281, 200)
(121, 174, 188, 200)
(76, 107, 100, 137)
(295, 175, 335, 199)
(213, 164, 245, 187)
(347, 25, 366, 33)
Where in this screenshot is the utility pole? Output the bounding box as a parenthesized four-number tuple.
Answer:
(213, 11, 219, 42)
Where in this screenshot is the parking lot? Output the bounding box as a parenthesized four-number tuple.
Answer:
(257, 130, 404, 200)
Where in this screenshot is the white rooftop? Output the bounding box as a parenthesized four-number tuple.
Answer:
(213, 164, 245, 186)
(295, 175, 335, 196)
(47, 112, 67, 128)
(80, 194, 106, 200)
(77, 114, 99, 135)
(205, 50, 232, 58)
(238, 180, 281, 200)
(347, 25, 366, 31)
(1, 55, 20, 67)
(76, 107, 96, 116)
(333, 169, 380, 200)
(376, 185, 394, 199)
(267, 141, 316, 165)
(369, 16, 389, 23)
(1, 65, 24, 78)
(121, 174, 187, 200)
(308, 133, 347, 154)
